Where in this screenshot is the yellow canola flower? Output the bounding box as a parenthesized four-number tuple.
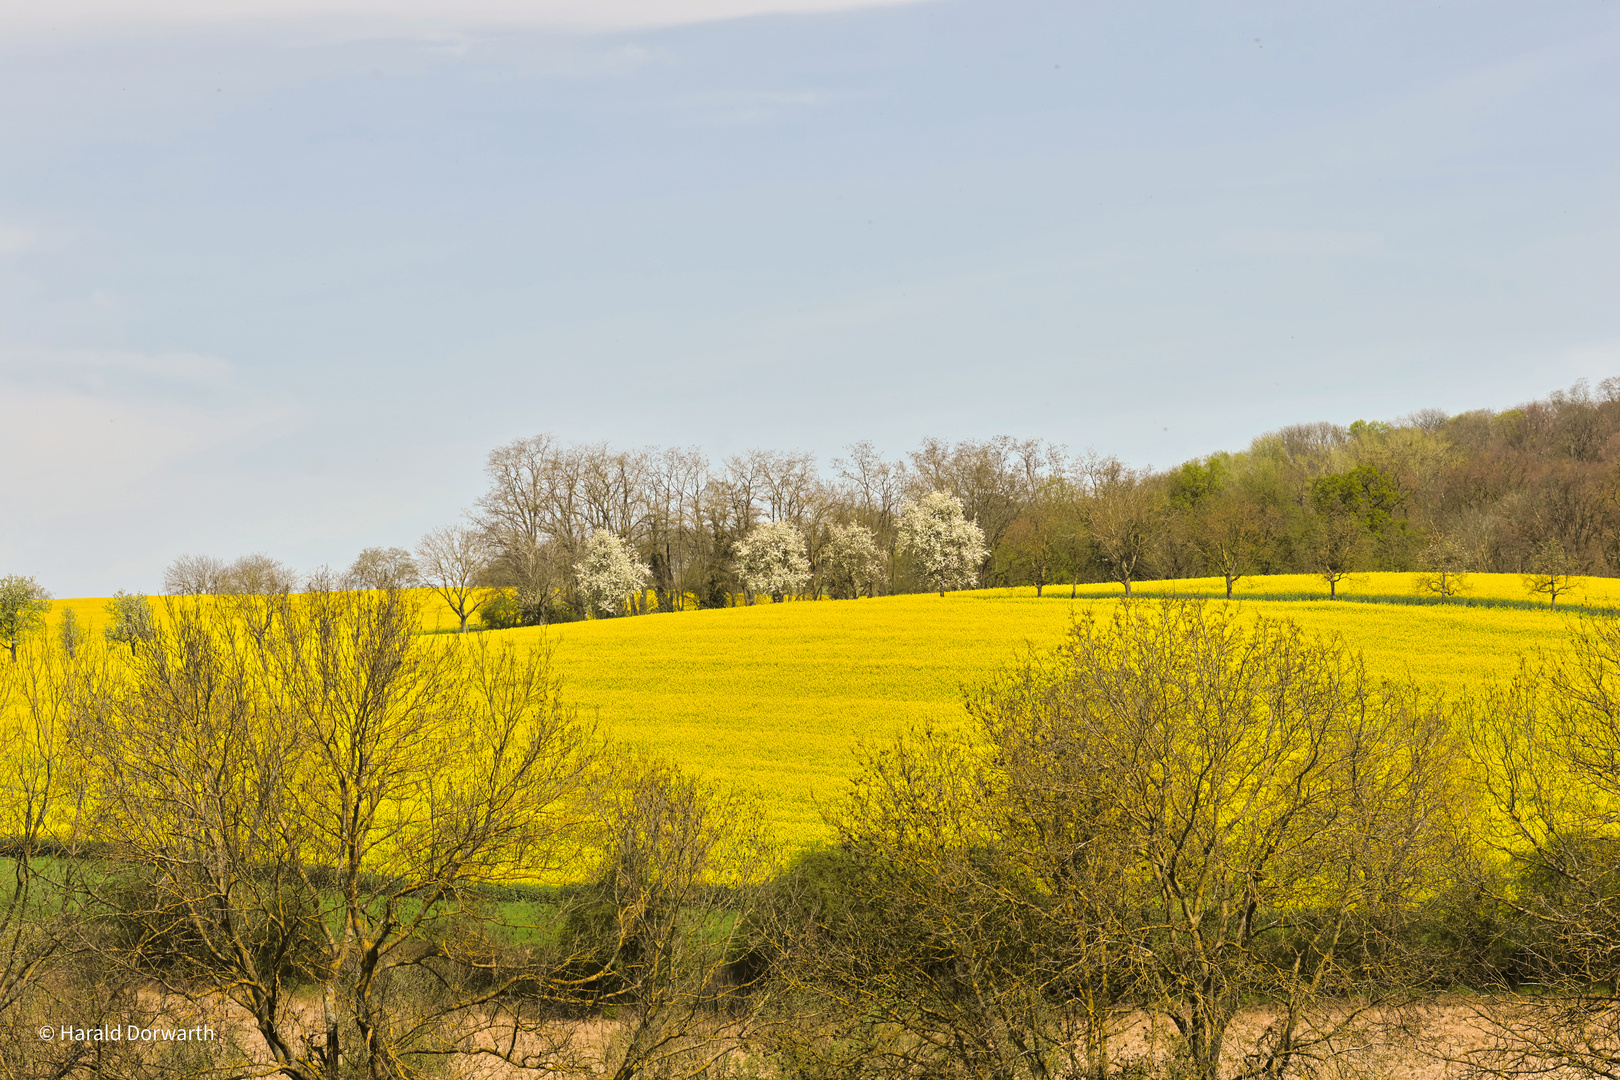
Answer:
(38, 574, 1595, 854)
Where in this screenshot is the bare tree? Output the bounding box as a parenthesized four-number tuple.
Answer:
(475, 434, 587, 615)
(1029, 602, 1461, 1080)
(418, 524, 493, 631)
(162, 552, 227, 595)
(782, 601, 1464, 1080)
(222, 551, 298, 595)
(1188, 485, 1276, 600)
(1085, 458, 1161, 597)
(1462, 614, 1620, 1078)
(0, 631, 96, 1075)
(583, 758, 777, 1080)
(1417, 533, 1472, 602)
(77, 588, 601, 1080)
(1308, 503, 1364, 599)
(1523, 535, 1582, 609)
(343, 545, 420, 590)
(645, 447, 713, 612)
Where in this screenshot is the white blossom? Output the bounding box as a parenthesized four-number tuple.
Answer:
(574, 532, 651, 617)
(734, 521, 811, 603)
(823, 522, 882, 598)
(898, 490, 987, 596)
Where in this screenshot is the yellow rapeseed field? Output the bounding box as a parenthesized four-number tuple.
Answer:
(49, 573, 1601, 850)
(481, 574, 1594, 849)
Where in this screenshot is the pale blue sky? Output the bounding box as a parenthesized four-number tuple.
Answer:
(2, 0, 1617, 595)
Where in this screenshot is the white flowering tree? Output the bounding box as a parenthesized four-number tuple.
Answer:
(575, 532, 651, 618)
(823, 523, 883, 599)
(734, 521, 811, 604)
(898, 490, 987, 597)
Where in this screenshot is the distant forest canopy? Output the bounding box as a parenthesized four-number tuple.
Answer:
(386, 375, 1610, 621)
(147, 376, 1620, 621)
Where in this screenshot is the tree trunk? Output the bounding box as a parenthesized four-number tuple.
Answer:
(322, 984, 341, 1079)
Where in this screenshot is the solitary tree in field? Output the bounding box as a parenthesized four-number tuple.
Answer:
(56, 608, 83, 659)
(1187, 485, 1275, 600)
(898, 491, 986, 597)
(1418, 533, 1472, 602)
(734, 521, 811, 603)
(221, 552, 297, 595)
(103, 591, 156, 652)
(162, 553, 227, 595)
(574, 531, 651, 617)
(1307, 486, 1366, 599)
(0, 575, 51, 662)
(343, 545, 419, 590)
(1524, 536, 1581, 609)
(417, 524, 493, 631)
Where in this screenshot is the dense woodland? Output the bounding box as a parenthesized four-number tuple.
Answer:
(450, 376, 1620, 617)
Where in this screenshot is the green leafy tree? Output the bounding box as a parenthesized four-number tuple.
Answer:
(1310, 464, 1415, 569)
(56, 608, 83, 659)
(103, 591, 156, 652)
(0, 576, 51, 663)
